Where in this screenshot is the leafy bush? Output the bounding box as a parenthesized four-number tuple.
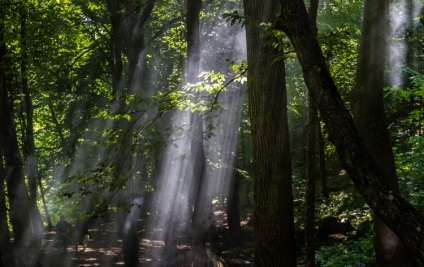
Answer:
(395, 135, 424, 211)
(316, 223, 375, 267)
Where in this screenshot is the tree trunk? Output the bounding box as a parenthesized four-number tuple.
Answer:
(305, 1, 319, 266)
(190, 135, 210, 266)
(244, 0, 297, 265)
(122, 202, 141, 267)
(0, 6, 40, 266)
(20, 5, 36, 212)
(278, 0, 424, 261)
(38, 175, 53, 230)
(106, 0, 125, 99)
(107, 2, 155, 262)
(226, 167, 242, 247)
(47, 101, 66, 149)
(318, 119, 328, 198)
(305, 96, 317, 267)
(0, 156, 15, 267)
(20, 5, 45, 248)
(123, 0, 154, 92)
(186, 0, 211, 265)
(352, 0, 417, 265)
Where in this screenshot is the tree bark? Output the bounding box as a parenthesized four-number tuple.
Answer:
(186, 0, 211, 265)
(20, 5, 45, 249)
(20, 5, 37, 212)
(106, 0, 125, 99)
(278, 0, 424, 261)
(227, 166, 242, 246)
(123, 0, 155, 91)
(317, 119, 328, 198)
(0, 156, 15, 267)
(353, 0, 417, 265)
(305, 104, 317, 267)
(244, 0, 297, 265)
(38, 174, 53, 230)
(106, 2, 163, 265)
(0, 5, 41, 266)
(305, 1, 319, 266)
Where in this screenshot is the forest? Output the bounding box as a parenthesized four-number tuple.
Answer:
(1, 0, 424, 266)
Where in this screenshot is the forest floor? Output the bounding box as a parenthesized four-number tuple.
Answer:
(41, 206, 255, 267)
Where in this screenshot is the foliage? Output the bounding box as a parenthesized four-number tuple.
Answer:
(316, 224, 375, 267)
(1, 0, 424, 264)
(395, 135, 424, 211)
(385, 68, 424, 213)
(222, 10, 245, 27)
(311, 175, 375, 267)
(318, 0, 362, 99)
(32, 0, 251, 220)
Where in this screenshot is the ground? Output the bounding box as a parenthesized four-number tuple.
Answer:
(41, 208, 255, 267)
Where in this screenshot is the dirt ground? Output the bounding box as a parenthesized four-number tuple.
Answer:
(41, 209, 255, 267)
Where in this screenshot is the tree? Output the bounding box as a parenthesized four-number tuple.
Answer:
(103, 1, 159, 264)
(0, 4, 41, 266)
(352, 0, 417, 265)
(317, 123, 328, 198)
(19, 2, 45, 247)
(185, 0, 213, 265)
(106, 0, 124, 99)
(243, 0, 297, 265)
(305, 0, 319, 266)
(278, 0, 424, 261)
(0, 156, 15, 267)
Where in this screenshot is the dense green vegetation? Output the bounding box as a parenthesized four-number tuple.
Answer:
(0, 0, 423, 266)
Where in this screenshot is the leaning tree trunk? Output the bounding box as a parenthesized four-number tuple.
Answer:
(278, 0, 424, 261)
(352, 0, 417, 265)
(244, 0, 297, 265)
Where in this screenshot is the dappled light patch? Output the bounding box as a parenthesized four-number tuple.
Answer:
(141, 238, 165, 247)
(42, 220, 123, 266)
(240, 214, 253, 227)
(40, 206, 256, 266)
(73, 257, 101, 267)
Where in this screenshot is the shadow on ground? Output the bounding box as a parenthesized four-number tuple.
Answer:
(41, 208, 254, 267)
